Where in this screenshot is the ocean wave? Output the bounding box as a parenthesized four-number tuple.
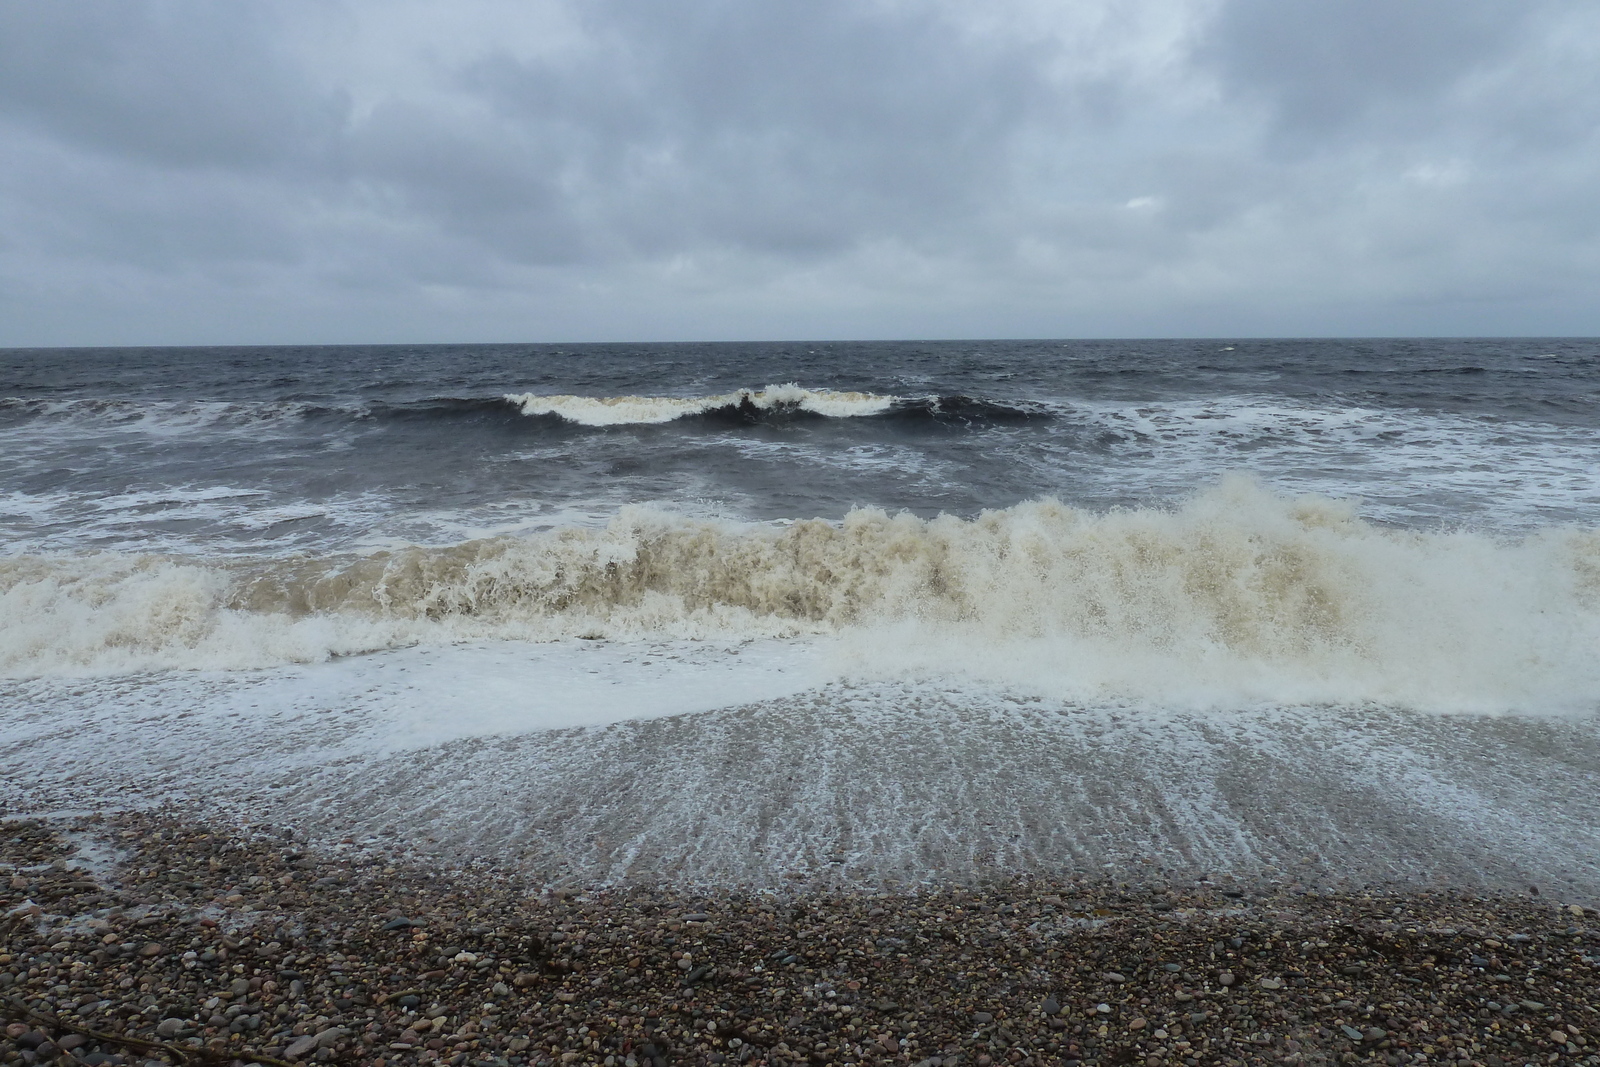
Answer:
(4, 479, 1598, 712)
(0, 396, 332, 437)
(505, 384, 892, 424)
(0, 395, 546, 436)
(1, 387, 1041, 435)
(504, 385, 1041, 426)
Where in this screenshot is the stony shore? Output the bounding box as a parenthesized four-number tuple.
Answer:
(2, 814, 1596, 1067)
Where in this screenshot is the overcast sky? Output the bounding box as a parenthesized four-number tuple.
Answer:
(1, 0, 1597, 345)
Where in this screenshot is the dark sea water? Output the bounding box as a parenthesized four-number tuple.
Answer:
(4, 338, 1598, 560)
(4, 339, 1600, 892)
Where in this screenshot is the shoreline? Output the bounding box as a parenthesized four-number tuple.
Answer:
(7, 684, 1600, 902)
(2, 813, 1597, 1067)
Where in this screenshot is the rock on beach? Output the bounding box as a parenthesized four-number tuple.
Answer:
(0, 815, 1597, 1067)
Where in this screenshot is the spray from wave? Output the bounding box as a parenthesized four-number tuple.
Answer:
(4, 479, 1597, 712)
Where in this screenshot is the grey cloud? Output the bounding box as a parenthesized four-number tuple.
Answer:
(0, 4, 345, 170)
(1201, 0, 1550, 139)
(345, 98, 589, 265)
(431, 0, 1064, 261)
(1203, 0, 1561, 154)
(0, 0, 1596, 344)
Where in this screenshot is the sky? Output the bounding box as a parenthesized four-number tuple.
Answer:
(1, 0, 1597, 345)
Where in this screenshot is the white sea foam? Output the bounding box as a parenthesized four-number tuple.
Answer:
(3, 479, 1598, 713)
(0, 397, 331, 438)
(504, 383, 897, 425)
(1, 480, 640, 558)
(1056, 396, 1600, 528)
(8, 665, 1599, 891)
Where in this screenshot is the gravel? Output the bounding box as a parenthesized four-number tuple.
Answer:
(2, 814, 1598, 1067)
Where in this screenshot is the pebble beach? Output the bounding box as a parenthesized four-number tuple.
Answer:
(2, 814, 1597, 1067)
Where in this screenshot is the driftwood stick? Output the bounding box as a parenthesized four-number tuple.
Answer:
(1, 995, 297, 1067)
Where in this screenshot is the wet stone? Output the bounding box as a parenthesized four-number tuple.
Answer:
(285, 1034, 320, 1058)
(1, 812, 1597, 1067)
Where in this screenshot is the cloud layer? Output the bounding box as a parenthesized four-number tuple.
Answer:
(2, 0, 1596, 343)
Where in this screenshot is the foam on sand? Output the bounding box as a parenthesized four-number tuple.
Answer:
(5, 661, 1598, 894)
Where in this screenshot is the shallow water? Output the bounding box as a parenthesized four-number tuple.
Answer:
(3, 651, 1598, 897)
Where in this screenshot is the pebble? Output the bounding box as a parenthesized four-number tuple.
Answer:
(2, 812, 1596, 1067)
(284, 1033, 320, 1058)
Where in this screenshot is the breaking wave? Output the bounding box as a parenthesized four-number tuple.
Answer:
(4, 479, 1598, 712)
(504, 385, 1042, 426)
(1, 387, 1042, 436)
(505, 385, 893, 425)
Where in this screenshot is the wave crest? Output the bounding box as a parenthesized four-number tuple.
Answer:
(2, 386, 1044, 435)
(504, 384, 895, 425)
(503, 385, 1042, 426)
(5, 479, 1599, 711)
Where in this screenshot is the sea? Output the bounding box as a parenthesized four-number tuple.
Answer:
(3, 339, 1599, 895)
